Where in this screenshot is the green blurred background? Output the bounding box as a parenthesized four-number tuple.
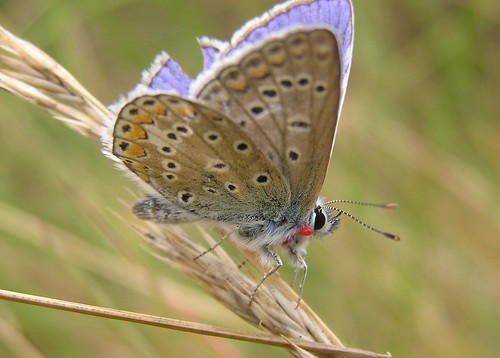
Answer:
(0, 0, 497, 357)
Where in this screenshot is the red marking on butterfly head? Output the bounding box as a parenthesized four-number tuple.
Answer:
(298, 226, 314, 236)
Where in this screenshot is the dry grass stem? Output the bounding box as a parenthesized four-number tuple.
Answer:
(0, 26, 108, 137)
(0, 24, 392, 358)
(0, 288, 390, 358)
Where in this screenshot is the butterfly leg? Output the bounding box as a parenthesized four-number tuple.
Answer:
(289, 248, 308, 307)
(291, 267, 300, 288)
(249, 245, 283, 305)
(193, 227, 238, 260)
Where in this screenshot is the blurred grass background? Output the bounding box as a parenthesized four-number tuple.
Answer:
(0, 0, 497, 357)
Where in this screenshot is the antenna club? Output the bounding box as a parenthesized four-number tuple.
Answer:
(384, 233, 401, 241)
(384, 203, 399, 209)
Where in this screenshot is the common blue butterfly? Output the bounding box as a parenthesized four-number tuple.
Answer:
(103, 0, 397, 301)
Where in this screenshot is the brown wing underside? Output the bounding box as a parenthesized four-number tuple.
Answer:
(112, 94, 290, 222)
(195, 28, 342, 211)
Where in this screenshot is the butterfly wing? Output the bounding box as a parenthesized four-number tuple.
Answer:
(109, 0, 354, 224)
(188, 0, 354, 213)
(112, 94, 290, 223)
(193, 28, 343, 211)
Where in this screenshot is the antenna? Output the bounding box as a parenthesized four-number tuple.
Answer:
(325, 200, 400, 241)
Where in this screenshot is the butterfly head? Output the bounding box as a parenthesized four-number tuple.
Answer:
(302, 198, 341, 238)
(282, 198, 341, 249)
(272, 198, 340, 270)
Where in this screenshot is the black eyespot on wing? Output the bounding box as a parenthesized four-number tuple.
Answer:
(257, 175, 268, 183)
(289, 151, 299, 161)
(315, 84, 326, 93)
(253, 173, 271, 186)
(119, 142, 129, 151)
(251, 106, 264, 115)
(237, 143, 248, 151)
(289, 121, 309, 128)
(228, 69, 240, 80)
(280, 79, 293, 88)
(298, 78, 309, 86)
(234, 141, 250, 153)
(262, 89, 277, 98)
(177, 190, 195, 205)
(204, 131, 222, 143)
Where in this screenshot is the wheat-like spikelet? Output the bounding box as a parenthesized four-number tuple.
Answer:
(0, 26, 107, 137)
(0, 24, 391, 358)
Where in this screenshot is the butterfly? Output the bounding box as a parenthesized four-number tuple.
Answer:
(103, 0, 385, 300)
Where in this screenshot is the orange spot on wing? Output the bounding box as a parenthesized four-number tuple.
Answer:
(135, 172, 151, 183)
(228, 77, 248, 92)
(132, 162, 148, 173)
(267, 51, 286, 66)
(125, 143, 147, 158)
(124, 124, 147, 140)
(132, 112, 154, 124)
(150, 104, 167, 115)
(247, 64, 270, 79)
(173, 104, 197, 118)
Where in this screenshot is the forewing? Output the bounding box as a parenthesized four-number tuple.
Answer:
(112, 94, 290, 223)
(194, 28, 342, 210)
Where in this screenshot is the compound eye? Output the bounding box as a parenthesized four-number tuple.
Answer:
(313, 207, 327, 231)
